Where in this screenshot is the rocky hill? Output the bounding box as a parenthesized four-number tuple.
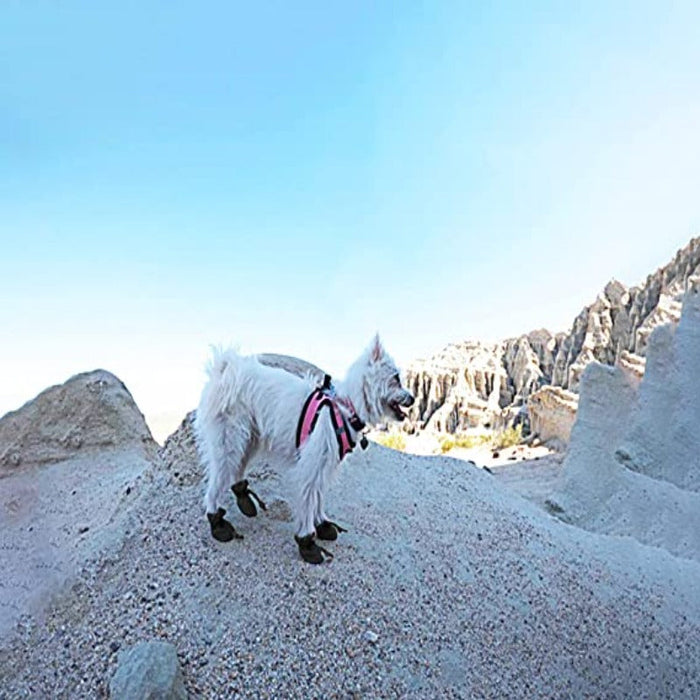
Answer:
(0, 370, 159, 641)
(406, 236, 700, 434)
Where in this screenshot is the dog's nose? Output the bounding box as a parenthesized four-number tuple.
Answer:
(403, 393, 415, 407)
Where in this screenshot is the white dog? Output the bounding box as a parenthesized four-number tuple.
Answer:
(194, 335, 414, 564)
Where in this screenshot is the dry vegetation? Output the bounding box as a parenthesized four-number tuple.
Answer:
(438, 426, 523, 454)
(372, 432, 407, 451)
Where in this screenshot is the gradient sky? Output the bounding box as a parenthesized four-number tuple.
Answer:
(2, 1, 699, 438)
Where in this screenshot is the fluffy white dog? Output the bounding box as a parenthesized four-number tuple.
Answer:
(194, 335, 414, 564)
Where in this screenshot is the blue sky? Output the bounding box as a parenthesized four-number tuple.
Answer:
(2, 1, 699, 438)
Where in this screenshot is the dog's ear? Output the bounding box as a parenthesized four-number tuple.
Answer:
(370, 334, 384, 363)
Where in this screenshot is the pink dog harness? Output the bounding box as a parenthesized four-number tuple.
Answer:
(296, 375, 367, 459)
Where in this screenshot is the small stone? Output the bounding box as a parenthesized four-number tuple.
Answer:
(363, 631, 379, 645)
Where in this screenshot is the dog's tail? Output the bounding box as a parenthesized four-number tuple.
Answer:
(197, 346, 247, 424)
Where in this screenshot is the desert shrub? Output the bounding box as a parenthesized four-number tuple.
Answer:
(491, 425, 523, 450)
(453, 433, 490, 449)
(439, 435, 456, 453)
(373, 432, 406, 451)
(439, 433, 490, 452)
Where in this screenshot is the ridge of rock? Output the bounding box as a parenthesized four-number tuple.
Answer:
(407, 236, 700, 434)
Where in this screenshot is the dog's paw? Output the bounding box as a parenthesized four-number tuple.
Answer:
(207, 508, 243, 542)
(295, 534, 333, 564)
(315, 520, 348, 541)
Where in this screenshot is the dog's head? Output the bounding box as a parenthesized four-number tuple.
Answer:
(357, 334, 414, 425)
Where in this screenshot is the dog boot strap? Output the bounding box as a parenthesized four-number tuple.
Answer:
(326, 519, 347, 533)
(316, 519, 347, 541)
(246, 486, 267, 511)
(232, 479, 266, 517)
(317, 544, 334, 559)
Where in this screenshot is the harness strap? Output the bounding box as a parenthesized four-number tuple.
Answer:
(328, 398, 355, 460)
(296, 389, 325, 448)
(296, 384, 365, 460)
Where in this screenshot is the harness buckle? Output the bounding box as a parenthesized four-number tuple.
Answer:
(349, 415, 365, 432)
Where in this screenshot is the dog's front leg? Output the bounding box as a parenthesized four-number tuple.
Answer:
(293, 430, 335, 564)
(313, 485, 347, 542)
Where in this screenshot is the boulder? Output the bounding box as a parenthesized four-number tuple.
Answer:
(109, 641, 187, 700)
(158, 411, 200, 486)
(256, 353, 325, 382)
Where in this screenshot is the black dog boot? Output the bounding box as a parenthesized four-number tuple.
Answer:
(232, 479, 267, 518)
(295, 534, 333, 564)
(315, 520, 348, 541)
(207, 508, 242, 542)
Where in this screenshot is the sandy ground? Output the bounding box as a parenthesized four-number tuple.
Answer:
(0, 449, 154, 641)
(1, 436, 699, 699)
(487, 454, 565, 510)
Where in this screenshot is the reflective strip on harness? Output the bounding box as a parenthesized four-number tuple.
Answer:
(296, 389, 355, 460)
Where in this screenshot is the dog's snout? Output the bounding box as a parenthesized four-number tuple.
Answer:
(402, 392, 415, 407)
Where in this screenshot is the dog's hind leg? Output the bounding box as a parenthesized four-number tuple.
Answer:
(231, 439, 268, 517)
(199, 414, 254, 541)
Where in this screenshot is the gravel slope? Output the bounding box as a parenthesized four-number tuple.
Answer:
(1, 442, 699, 699)
(0, 449, 155, 641)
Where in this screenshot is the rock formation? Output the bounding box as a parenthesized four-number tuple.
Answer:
(615, 277, 700, 492)
(405, 341, 510, 433)
(549, 282, 700, 561)
(527, 386, 578, 447)
(404, 331, 561, 435)
(407, 236, 700, 435)
(0, 369, 157, 476)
